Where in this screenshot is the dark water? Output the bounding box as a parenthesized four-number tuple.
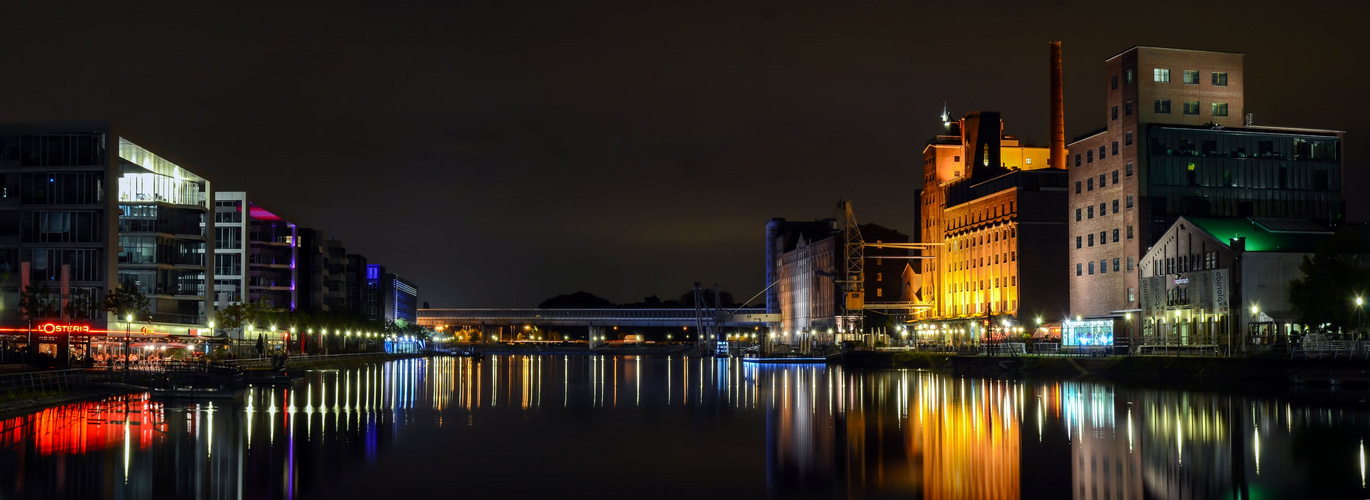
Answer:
(2, 356, 1367, 499)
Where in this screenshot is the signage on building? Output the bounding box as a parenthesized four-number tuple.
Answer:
(1173, 277, 1189, 285)
(37, 323, 91, 334)
(1213, 270, 1229, 314)
(1061, 319, 1114, 346)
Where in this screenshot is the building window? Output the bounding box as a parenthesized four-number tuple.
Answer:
(1112, 199, 1119, 213)
(1099, 231, 1106, 245)
(1076, 208, 1081, 221)
(1153, 68, 1170, 82)
(1074, 154, 1081, 167)
(1087, 179, 1094, 191)
(1089, 261, 1095, 274)
(876, 272, 882, 281)
(1112, 228, 1119, 242)
(1125, 69, 1133, 84)
(1111, 106, 1118, 120)
(1126, 194, 1134, 208)
(1087, 206, 1094, 218)
(1126, 162, 1134, 176)
(1111, 75, 1119, 90)
(1088, 234, 1094, 246)
(1183, 70, 1200, 84)
(1112, 141, 1119, 155)
(1212, 72, 1228, 86)
(1075, 181, 1081, 194)
(1076, 236, 1082, 249)
(1077, 263, 1083, 276)
(1128, 287, 1136, 302)
(876, 289, 883, 298)
(1127, 225, 1134, 239)
(1099, 174, 1106, 187)
(1155, 99, 1171, 113)
(1101, 259, 1108, 273)
(1212, 102, 1229, 116)
(1087, 150, 1093, 163)
(1183, 101, 1200, 115)
(1112, 170, 1119, 184)
(1125, 131, 1133, 145)
(1099, 202, 1106, 215)
(1099, 146, 1106, 159)
(1127, 256, 1134, 271)
(1125, 101, 1133, 115)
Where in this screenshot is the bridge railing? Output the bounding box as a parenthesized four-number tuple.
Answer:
(419, 308, 768, 322)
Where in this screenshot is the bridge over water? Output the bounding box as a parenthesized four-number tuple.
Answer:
(418, 308, 779, 346)
(418, 308, 777, 328)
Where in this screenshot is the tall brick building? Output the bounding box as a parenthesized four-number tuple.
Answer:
(1068, 46, 1345, 321)
(916, 112, 1070, 340)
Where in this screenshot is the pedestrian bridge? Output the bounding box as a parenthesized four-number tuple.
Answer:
(418, 308, 777, 328)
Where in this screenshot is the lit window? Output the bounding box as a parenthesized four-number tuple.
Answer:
(1125, 69, 1133, 84)
(1212, 103, 1229, 116)
(1212, 72, 1228, 86)
(1025, 157, 1032, 165)
(1183, 70, 1200, 84)
(1153, 68, 1170, 82)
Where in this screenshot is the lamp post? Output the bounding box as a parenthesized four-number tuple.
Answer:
(1357, 296, 1364, 338)
(124, 313, 132, 379)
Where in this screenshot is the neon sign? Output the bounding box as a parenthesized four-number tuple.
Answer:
(38, 323, 91, 334)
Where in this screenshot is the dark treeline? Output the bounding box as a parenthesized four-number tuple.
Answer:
(537, 290, 748, 309)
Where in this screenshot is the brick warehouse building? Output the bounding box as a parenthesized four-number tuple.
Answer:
(1067, 46, 1345, 330)
(915, 111, 1070, 341)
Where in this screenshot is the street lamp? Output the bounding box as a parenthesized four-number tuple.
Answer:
(1357, 296, 1364, 337)
(124, 313, 132, 378)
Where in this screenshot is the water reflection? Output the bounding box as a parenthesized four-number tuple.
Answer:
(0, 355, 1367, 499)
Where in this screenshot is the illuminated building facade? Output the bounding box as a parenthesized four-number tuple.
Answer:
(383, 271, 418, 326)
(916, 112, 1069, 337)
(1137, 216, 1332, 348)
(1068, 46, 1345, 322)
(212, 191, 296, 311)
(766, 219, 909, 336)
(0, 122, 215, 333)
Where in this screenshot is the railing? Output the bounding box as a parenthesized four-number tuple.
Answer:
(1291, 340, 1366, 360)
(0, 368, 114, 394)
(420, 308, 768, 322)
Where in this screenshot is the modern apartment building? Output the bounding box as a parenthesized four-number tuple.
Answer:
(0, 122, 214, 334)
(212, 191, 296, 311)
(916, 112, 1069, 338)
(1068, 46, 1345, 321)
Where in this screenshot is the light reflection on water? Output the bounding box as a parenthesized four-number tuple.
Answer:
(0, 355, 1367, 499)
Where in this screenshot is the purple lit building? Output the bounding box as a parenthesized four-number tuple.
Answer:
(212, 191, 297, 311)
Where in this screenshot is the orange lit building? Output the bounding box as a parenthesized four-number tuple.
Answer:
(915, 112, 1069, 339)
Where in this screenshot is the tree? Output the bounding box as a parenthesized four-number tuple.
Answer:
(1288, 228, 1370, 333)
(18, 283, 61, 321)
(103, 283, 151, 321)
(64, 288, 101, 320)
(538, 291, 615, 309)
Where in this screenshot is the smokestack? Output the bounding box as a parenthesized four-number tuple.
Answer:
(1049, 41, 1066, 170)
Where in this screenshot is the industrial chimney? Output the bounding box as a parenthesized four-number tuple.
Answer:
(1049, 41, 1065, 170)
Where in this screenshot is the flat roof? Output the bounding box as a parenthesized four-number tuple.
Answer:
(1106, 45, 1244, 62)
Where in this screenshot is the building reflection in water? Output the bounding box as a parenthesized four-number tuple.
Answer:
(2, 355, 1369, 499)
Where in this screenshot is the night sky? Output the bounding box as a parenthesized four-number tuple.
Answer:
(4, 2, 1368, 308)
